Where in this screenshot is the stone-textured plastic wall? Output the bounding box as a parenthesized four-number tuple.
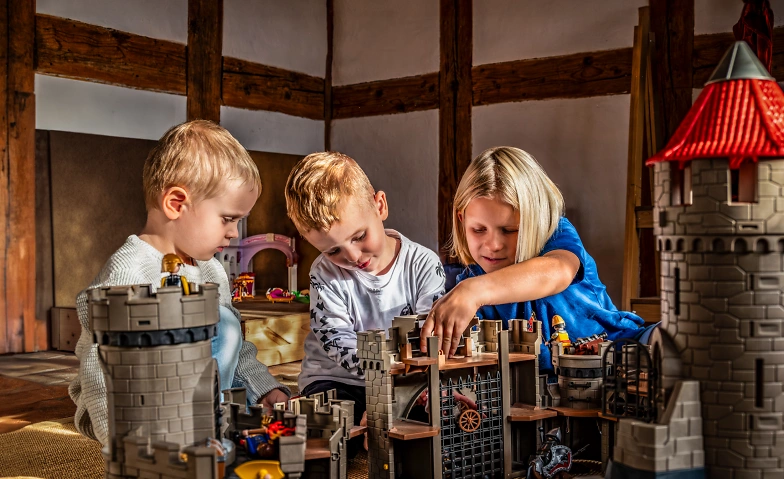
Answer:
(654, 158, 784, 477)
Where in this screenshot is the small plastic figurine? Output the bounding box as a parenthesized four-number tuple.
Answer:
(266, 287, 295, 303)
(549, 315, 571, 347)
(526, 427, 573, 479)
(161, 253, 190, 295)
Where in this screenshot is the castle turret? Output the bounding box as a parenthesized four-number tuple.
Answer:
(649, 42, 784, 478)
(88, 283, 220, 479)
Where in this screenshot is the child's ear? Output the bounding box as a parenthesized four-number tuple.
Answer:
(373, 191, 389, 221)
(161, 186, 189, 220)
(457, 211, 464, 223)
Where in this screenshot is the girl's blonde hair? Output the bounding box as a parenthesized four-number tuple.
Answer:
(450, 146, 564, 265)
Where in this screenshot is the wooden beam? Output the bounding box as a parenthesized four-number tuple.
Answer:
(187, 0, 223, 122)
(439, 0, 472, 260)
(324, 0, 333, 150)
(222, 57, 325, 120)
(35, 131, 53, 350)
(3, 0, 37, 353)
(693, 26, 784, 86)
(650, 0, 694, 140)
(472, 47, 633, 106)
(0, 0, 8, 354)
(331, 73, 439, 119)
(35, 14, 186, 94)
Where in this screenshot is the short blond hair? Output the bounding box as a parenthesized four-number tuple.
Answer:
(285, 151, 374, 232)
(450, 146, 564, 265)
(143, 120, 261, 210)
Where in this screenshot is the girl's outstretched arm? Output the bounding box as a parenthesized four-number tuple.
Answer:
(420, 249, 580, 357)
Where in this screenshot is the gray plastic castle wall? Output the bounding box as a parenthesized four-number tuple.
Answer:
(89, 284, 221, 479)
(653, 158, 784, 477)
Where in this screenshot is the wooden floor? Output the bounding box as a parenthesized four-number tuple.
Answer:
(0, 351, 79, 433)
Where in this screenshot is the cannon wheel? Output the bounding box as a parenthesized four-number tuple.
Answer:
(458, 409, 480, 432)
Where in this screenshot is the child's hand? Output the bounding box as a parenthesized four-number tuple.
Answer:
(258, 388, 289, 411)
(420, 280, 480, 357)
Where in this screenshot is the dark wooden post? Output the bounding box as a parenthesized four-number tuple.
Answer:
(324, 0, 333, 151)
(439, 0, 472, 261)
(2, 0, 39, 353)
(650, 0, 694, 140)
(187, 0, 223, 122)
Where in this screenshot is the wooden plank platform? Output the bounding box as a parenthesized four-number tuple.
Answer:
(349, 425, 367, 438)
(401, 356, 438, 367)
(305, 438, 331, 460)
(388, 420, 439, 440)
(508, 403, 558, 422)
(548, 406, 602, 418)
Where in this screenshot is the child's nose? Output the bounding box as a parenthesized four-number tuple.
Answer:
(227, 224, 239, 239)
(487, 233, 504, 251)
(345, 248, 361, 263)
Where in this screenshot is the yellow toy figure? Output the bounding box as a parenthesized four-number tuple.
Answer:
(161, 253, 190, 295)
(550, 315, 571, 347)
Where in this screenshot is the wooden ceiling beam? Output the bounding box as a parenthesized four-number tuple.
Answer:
(35, 14, 187, 95)
(222, 57, 325, 120)
(331, 73, 439, 119)
(187, 0, 223, 122)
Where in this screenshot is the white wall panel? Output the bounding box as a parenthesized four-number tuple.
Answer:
(333, 0, 439, 85)
(472, 96, 631, 304)
(221, 106, 324, 156)
(331, 111, 439, 252)
(224, 0, 327, 77)
(37, 0, 187, 43)
(474, 0, 646, 66)
(36, 75, 186, 141)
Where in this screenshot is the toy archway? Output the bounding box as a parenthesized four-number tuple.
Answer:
(239, 234, 299, 292)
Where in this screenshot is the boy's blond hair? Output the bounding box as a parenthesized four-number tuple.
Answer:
(285, 151, 374, 232)
(450, 146, 564, 265)
(143, 120, 261, 210)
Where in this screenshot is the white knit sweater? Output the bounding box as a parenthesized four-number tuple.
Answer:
(69, 235, 287, 446)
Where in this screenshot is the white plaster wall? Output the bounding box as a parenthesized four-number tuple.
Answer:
(695, 0, 784, 35)
(224, 0, 327, 77)
(36, 75, 187, 141)
(333, 0, 439, 85)
(37, 0, 187, 43)
(472, 96, 631, 304)
(221, 107, 324, 156)
(473, 0, 647, 66)
(331, 111, 439, 252)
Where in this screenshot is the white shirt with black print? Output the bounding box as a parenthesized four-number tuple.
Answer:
(298, 230, 446, 390)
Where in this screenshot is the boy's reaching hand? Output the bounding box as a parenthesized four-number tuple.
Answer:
(420, 279, 481, 358)
(258, 388, 289, 411)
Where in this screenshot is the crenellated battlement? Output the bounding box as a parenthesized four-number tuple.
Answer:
(88, 283, 219, 334)
(110, 435, 217, 479)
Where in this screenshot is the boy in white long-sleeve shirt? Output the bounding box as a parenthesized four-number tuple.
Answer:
(285, 151, 445, 454)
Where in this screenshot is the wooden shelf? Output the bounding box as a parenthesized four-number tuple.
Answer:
(401, 356, 438, 367)
(548, 406, 601, 418)
(597, 411, 619, 422)
(508, 403, 558, 422)
(349, 425, 367, 438)
(388, 420, 439, 440)
(305, 438, 331, 460)
(389, 351, 536, 375)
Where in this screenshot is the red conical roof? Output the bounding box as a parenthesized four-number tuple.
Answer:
(647, 42, 784, 168)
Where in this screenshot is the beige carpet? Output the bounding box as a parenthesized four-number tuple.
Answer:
(0, 418, 103, 479)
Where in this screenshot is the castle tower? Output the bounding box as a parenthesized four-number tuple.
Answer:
(357, 330, 395, 479)
(649, 42, 784, 478)
(88, 284, 221, 479)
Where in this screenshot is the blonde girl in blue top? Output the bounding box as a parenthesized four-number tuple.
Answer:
(420, 146, 651, 378)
